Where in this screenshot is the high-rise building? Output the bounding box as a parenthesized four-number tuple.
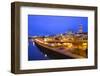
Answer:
(78, 24, 83, 33)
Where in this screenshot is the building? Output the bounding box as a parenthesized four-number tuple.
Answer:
(30, 25, 88, 59)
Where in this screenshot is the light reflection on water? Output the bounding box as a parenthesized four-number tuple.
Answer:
(28, 40, 49, 61)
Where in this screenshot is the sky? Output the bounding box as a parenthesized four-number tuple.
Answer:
(28, 15, 88, 36)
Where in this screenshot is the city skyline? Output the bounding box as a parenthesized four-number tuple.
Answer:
(28, 15, 88, 60)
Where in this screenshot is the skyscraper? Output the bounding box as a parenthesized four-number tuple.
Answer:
(78, 24, 83, 33)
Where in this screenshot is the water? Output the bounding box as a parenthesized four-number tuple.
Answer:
(28, 40, 49, 61)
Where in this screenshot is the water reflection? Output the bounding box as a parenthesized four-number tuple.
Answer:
(28, 40, 49, 60)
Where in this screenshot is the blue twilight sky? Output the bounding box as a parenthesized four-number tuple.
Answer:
(28, 15, 88, 36)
